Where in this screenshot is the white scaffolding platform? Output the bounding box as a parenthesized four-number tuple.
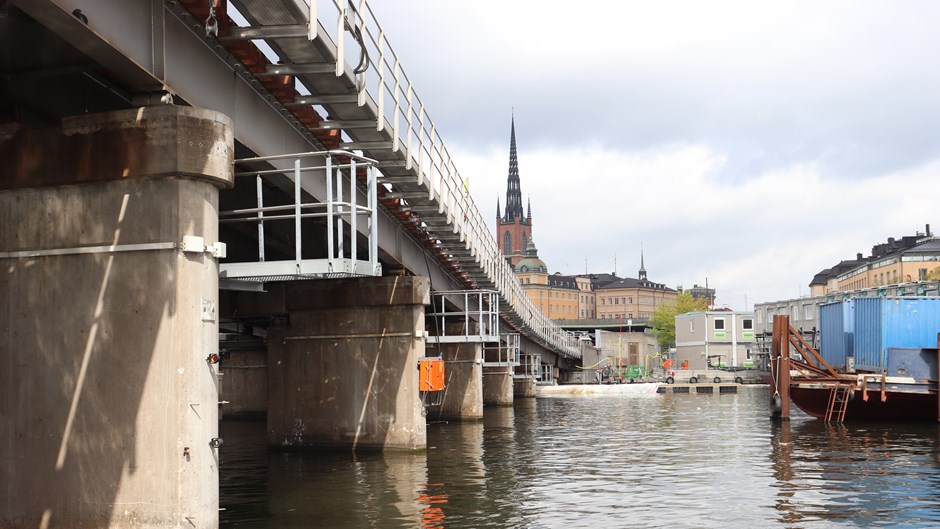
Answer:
(426, 290, 499, 344)
(219, 150, 382, 283)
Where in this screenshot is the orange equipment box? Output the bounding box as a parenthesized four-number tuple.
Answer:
(419, 358, 445, 392)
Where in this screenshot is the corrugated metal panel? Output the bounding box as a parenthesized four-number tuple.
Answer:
(882, 297, 940, 349)
(819, 300, 854, 369)
(854, 297, 883, 371)
(853, 297, 940, 372)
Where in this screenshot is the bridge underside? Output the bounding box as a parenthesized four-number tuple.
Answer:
(0, 3, 578, 528)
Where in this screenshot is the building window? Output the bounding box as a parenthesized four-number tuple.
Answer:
(714, 318, 725, 330)
(615, 298, 619, 305)
(757, 310, 763, 324)
(601, 298, 605, 305)
(522, 232, 527, 250)
(743, 319, 753, 330)
(803, 305, 812, 320)
(791, 305, 799, 321)
(920, 268, 928, 280)
(503, 231, 512, 254)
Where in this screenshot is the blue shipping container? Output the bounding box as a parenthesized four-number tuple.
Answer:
(853, 297, 940, 372)
(819, 300, 854, 369)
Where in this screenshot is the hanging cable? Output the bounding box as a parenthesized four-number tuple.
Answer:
(343, 2, 370, 74)
(205, 0, 219, 37)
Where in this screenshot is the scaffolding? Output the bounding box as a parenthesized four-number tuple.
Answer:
(219, 150, 381, 282)
(483, 333, 520, 368)
(426, 290, 500, 344)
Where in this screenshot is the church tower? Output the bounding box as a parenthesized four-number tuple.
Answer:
(496, 116, 532, 265)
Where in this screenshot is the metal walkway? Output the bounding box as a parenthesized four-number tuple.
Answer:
(170, 0, 579, 358)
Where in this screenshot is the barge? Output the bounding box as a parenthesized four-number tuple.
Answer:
(770, 297, 940, 422)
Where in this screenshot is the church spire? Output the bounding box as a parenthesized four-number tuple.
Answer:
(496, 196, 501, 219)
(503, 115, 524, 222)
(639, 243, 647, 281)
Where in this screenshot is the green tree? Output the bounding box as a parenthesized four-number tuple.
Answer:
(650, 290, 709, 351)
(925, 266, 940, 282)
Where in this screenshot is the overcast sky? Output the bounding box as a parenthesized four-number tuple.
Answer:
(367, 1, 940, 310)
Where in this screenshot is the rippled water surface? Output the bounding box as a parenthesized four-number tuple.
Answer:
(220, 386, 940, 528)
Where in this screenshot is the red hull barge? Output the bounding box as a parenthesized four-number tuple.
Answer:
(790, 384, 937, 422)
(769, 314, 940, 423)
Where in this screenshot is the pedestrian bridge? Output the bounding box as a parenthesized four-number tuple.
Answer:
(199, 0, 578, 358)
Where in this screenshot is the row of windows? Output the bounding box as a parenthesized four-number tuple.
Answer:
(690, 317, 754, 331)
(759, 305, 813, 324)
(600, 296, 634, 305)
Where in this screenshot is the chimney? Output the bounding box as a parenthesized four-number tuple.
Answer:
(857, 253, 863, 260)
(888, 237, 895, 244)
(928, 224, 932, 237)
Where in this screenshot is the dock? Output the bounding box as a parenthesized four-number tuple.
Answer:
(656, 383, 739, 394)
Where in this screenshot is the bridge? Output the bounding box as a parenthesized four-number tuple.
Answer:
(0, 1, 582, 527)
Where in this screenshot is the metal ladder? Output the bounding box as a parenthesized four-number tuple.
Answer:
(825, 383, 851, 422)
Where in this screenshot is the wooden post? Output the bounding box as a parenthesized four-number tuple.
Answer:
(779, 315, 791, 420)
(771, 315, 791, 421)
(770, 316, 780, 416)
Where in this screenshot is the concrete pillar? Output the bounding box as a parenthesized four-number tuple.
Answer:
(426, 339, 483, 420)
(514, 378, 537, 398)
(0, 106, 233, 528)
(267, 276, 429, 451)
(482, 366, 514, 406)
(219, 348, 267, 420)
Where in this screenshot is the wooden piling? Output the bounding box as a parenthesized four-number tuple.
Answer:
(771, 315, 791, 421)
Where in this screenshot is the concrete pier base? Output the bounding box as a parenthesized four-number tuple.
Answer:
(426, 340, 483, 420)
(219, 348, 267, 420)
(0, 107, 233, 528)
(514, 378, 537, 398)
(266, 277, 429, 451)
(482, 366, 514, 406)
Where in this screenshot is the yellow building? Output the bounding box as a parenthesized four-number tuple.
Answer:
(514, 240, 579, 320)
(835, 239, 940, 292)
(810, 227, 940, 294)
(594, 277, 677, 321)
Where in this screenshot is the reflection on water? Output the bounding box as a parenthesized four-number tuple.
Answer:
(221, 387, 940, 528)
(771, 419, 940, 528)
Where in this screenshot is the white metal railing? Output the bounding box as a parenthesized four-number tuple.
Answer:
(426, 290, 499, 344)
(539, 364, 555, 385)
(219, 150, 381, 281)
(483, 333, 520, 367)
(229, 0, 579, 356)
(516, 353, 541, 380)
(313, 0, 581, 357)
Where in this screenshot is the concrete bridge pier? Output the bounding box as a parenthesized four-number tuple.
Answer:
(426, 336, 484, 420)
(0, 106, 233, 528)
(482, 366, 514, 406)
(265, 276, 429, 451)
(514, 378, 537, 398)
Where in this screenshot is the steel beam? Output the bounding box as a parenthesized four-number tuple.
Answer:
(15, 0, 465, 294)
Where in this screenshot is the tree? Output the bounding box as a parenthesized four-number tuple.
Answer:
(925, 266, 940, 282)
(650, 290, 709, 351)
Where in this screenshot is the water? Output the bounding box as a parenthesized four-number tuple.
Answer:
(219, 386, 940, 528)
